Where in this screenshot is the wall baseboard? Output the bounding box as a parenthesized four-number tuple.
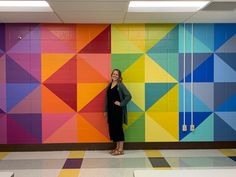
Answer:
(0, 142, 235, 151)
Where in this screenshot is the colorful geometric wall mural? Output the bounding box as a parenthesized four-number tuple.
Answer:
(0, 23, 236, 144)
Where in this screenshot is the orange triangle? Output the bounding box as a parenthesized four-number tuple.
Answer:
(41, 53, 75, 82)
(77, 54, 111, 81)
(76, 24, 109, 52)
(42, 85, 75, 113)
(77, 114, 109, 142)
(77, 83, 107, 111)
(77, 55, 108, 82)
(44, 114, 78, 143)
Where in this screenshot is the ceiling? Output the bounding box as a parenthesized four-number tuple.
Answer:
(0, 0, 236, 23)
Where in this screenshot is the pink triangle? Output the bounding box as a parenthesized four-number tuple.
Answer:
(7, 53, 41, 81)
(0, 84, 6, 112)
(77, 54, 111, 81)
(42, 113, 76, 141)
(0, 115, 7, 144)
(9, 85, 41, 113)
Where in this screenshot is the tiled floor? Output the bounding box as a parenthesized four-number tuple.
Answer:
(0, 149, 236, 177)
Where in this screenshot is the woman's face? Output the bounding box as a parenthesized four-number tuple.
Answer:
(111, 70, 119, 81)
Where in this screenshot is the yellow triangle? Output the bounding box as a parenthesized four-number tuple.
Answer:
(125, 83, 145, 111)
(77, 83, 107, 111)
(146, 112, 179, 139)
(123, 55, 145, 82)
(145, 55, 177, 83)
(42, 53, 75, 82)
(148, 84, 179, 112)
(145, 24, 177, 51)
(124, 112, 144, 129)
(145, 113, 178, 142)
(111, 25, 144, 53)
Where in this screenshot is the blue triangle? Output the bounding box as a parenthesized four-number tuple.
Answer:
(185, 54, 213, 82)
(182, 113, 214, 141)
(147, 25, 179, 54)
(127, 101, 143, 112)
(215, 112, 236, 131)
(214, 113, 236, 141)
(214, 54, 236, 82)
(145, 83, 176, 110)
(214, 24, 236, 51)
(179, 112, 212, 140)
(6, 83, 39, 112)
(216, 53, 236, 71)
(216, 93, 236, 111)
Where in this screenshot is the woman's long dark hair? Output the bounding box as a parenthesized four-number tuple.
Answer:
(111, 69, 123, 83)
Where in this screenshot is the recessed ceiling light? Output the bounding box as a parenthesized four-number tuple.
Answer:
(0, 1, 53, 12)
(128, 1, 210, 12)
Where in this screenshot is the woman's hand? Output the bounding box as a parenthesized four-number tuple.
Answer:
(104, 112, 107, 117)
(114, 101, 121, 106)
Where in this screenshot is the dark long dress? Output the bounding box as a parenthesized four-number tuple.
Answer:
(107, 85, 124, 141)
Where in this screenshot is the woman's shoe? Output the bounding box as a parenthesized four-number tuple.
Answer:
(109, 148, 118, 154)
(111, 149, 124, 156)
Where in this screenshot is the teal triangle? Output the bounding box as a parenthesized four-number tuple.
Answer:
(214, 114, 236, 141)
(127, 100, 143, 112)
(182, 113, 214, 141)
(147, 25, 179, 53)
(125, 114, 144, 142)
(145, 83, 176, 110)
(214, 54, 236, 82)
(147, 52, 178, 80)
(112, 53, 143, 72)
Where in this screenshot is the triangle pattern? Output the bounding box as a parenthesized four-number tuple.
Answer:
(6, 56, 39, 83)
(147, 25, 178, 53)
(185, 54, 214, 82)
(214, 113, 236, 141)
(124, 112, 144, 129)
(0, 24, 5, 52)
(0, 115, 7, 144)
(79, 112, 109, 138)
(77, 83, 107, 112)
(80, 25, 111, 53)
(216, 35, 236, 53)
(145, 113, 178, 142)
(215, 53, 236, 71)
(214, 54, 236, 82)
(182, 113, 214, 141)
(76, 24, 109, 52)
(123, 55, 145, 82)
(145, 55, 177, 83)
(41, 53, 75, 82)
(145, 83, 176, 110)
(42, 85, 75, 113)
(6, 83, 39, 112)
(44, 83, 77, 111)
(216, 93, 236, 112)
(9, 85, 41, 113)
(111, 25, 143, 53)
(148, 84, 178, 112)
(44, 56, 77, 84)
(77, 55, 108, 83)
(124, 114, 145, 142)
(78, 54, 111, 80)
(147, 112, 179, 139)
(43, 113, 77, 143)
(77, 114, 109, 142)
(112, 53, 143, 73)
(214, 24, 236, 50)
(79, 88, 106, 112)
(127, 101, 143, 112)
(215, 112, 236, 131)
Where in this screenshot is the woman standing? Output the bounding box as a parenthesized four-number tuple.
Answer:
(104, 69, 132, 155)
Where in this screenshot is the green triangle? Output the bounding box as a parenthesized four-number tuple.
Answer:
(112, 53, 143, 72)
(182, 113, 214, 141)
(147, 53, 179, 80)
(125, 114, 145, 142)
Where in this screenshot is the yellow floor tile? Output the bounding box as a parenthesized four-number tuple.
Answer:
(0, 152, 9, 160)
(68, 151, 85, 158)
(58, 169, 80, 177)
(219, 149, 236, 156)
(145, 150, 163, 157)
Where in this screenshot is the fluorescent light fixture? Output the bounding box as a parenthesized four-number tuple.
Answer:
(128, 1, 210, 12)
(0, 1, 53, 12)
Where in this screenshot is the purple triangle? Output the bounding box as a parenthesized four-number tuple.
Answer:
(0, 24, 5, 52)
(6, 55, 40, 83)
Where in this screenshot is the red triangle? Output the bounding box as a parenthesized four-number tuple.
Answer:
(44, 56, 77, 84)
(79, 25, 111, 53)
(80, 88, 106, 112)
(44, 83, 77, 111)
